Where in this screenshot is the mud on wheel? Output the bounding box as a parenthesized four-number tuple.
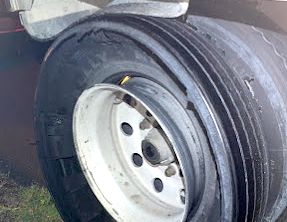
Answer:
(35, 14, 287, 222)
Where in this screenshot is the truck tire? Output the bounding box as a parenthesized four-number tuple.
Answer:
(35, 14, 287, 222)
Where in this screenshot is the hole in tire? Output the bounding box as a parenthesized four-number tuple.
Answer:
(121, 122, 133, 136)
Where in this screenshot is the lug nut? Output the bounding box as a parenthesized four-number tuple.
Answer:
(165, 165, 177, 177)
(139, 119, 151, 130)
(114, 96, 122, 104)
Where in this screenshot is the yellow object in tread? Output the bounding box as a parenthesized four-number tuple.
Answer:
(120, 76, 131, 85)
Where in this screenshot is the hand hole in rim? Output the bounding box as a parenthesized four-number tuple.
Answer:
(132, 153, 143, 167)
(121, 122, 133, 136)
(154, 178, 164, 193)
(123, 94, 137, 107)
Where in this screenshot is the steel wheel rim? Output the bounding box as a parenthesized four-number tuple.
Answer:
(72, 81, 196, 222)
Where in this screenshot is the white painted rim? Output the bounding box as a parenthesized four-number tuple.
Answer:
(73, 84, 187, 222)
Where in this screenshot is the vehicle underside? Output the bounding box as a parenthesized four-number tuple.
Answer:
(0, 0, 287, 221)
